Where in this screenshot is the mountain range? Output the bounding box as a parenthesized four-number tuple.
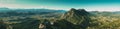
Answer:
(1, 8, 120, 29)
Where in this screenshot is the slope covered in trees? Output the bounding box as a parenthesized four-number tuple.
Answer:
(1, 8, 120, 29)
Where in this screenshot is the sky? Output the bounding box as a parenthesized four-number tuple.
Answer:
(0, 0, 120, 11)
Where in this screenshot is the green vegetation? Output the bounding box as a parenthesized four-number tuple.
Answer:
(0, 8, 120, 29)
(88, 12, 120, 29)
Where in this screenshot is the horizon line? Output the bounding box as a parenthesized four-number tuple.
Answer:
(0, 7, 120, 12)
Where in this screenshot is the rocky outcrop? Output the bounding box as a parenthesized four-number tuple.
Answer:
(0, 20, 13, 29)
(61, 8, 90, 29)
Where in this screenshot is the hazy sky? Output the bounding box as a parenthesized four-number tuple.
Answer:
(0, 0, 120, 11)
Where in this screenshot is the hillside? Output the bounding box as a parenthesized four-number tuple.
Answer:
(60, 8, 91, 29)
(1, 8, 120, 29)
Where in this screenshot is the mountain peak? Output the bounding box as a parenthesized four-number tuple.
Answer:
(70, 8, 76, 11)
(78, 9, 85, 11)
(68, 8, 89, 16)
(61, 8, 90, 25)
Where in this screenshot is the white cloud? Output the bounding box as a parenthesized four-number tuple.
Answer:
(85, 7, 120, 12)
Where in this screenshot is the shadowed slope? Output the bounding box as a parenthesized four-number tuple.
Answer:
(61, 8, 91, 29)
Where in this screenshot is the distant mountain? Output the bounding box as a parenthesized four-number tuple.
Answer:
(112, 11, 120, 14)
(0, 8, 13, 12)
(0, 8, 66, 13)
(0, 8, 66, 17)
(14, 9, 66, 13)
